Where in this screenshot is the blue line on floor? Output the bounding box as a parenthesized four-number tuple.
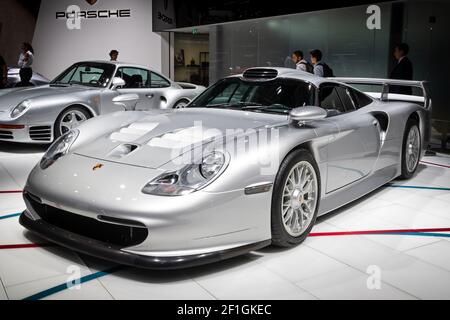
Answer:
(18, 230, 450, 300)
(23, 266, 126, 301)
(387, 184, 450, 191)
(0, 213, 21, 220)
(386, 232, 450, 238)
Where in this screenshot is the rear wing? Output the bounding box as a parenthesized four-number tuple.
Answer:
(331, 77, 432, 110)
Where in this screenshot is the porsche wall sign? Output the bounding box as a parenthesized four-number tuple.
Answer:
(56, 0, 131, 20)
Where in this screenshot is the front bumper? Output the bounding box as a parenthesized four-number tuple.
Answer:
(20, 211, 270, 270)
(0, 123, 53, 143)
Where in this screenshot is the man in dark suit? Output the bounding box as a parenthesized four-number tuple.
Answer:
(390, 43, 413, 95)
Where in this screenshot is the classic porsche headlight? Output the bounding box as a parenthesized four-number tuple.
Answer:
(142, 151, 227, 196)
(10, 100, 31, 118)
(40, 130, 79, 170)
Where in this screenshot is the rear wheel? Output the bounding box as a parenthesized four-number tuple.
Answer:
(271, 149, 320, 247)
(173, 99, 190, 109)
(54, 107, 91, 139)
(400, 119, 421, 179)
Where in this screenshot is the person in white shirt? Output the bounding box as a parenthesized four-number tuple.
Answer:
(17, 42, 34, 87)
(291, 50, 313, 73)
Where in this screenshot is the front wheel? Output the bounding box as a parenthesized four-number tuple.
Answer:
(271, 149, 321, 247)
(54, 107, 91, 139)
(400, 119, 421, 179)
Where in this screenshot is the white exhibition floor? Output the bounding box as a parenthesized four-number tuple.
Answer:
(1, 142, 450, 300)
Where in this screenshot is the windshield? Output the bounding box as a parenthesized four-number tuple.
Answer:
(190, 78, 316, 114)
(51, 62, 115, 88)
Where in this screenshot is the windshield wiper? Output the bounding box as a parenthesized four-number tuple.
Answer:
(205, 102, 263, 109)
(241, 104, 291, 113)
(50, 81, 69, 87)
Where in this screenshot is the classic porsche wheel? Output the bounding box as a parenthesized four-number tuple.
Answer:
(54, 107, 91, 139)
(400, 119, 421, 179)
(271, 149, 320, 247)
(173, 99, 190, 109)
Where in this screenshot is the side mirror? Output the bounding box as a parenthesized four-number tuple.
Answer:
(111, 77, 126, 90)
(113, 93, 140, 111)
(290, 106, 327, 125)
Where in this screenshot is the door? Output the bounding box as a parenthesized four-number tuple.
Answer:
(115, 67, 159, 110)
(320, 83, 381, 193)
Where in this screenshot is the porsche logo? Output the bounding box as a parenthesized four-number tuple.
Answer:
(86, 0, 98, 5)
(93, 164, 104, 171)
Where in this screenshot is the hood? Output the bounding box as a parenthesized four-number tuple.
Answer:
(0, 85, 93, 112)
(75, 108, 289, 169)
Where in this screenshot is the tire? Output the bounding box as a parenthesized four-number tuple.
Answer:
(400, 118, 421, 179)
(54, 106, 91, 139)
(271, 149, 321, 247)
(173, 99, 190, 109)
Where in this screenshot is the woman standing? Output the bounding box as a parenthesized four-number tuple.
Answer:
(17, 42, 34, 87)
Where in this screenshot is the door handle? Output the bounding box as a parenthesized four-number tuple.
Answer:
(146, 94, 154, 99)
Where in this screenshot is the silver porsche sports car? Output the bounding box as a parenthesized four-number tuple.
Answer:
(0, 61, 204, 143)
(20, 68, 431, 269)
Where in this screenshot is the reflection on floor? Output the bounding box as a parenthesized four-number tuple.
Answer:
(1, 141, 450, 300)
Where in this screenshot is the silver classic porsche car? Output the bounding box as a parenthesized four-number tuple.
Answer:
(0, 61, 204, 143)
(20, 68, 431, 269)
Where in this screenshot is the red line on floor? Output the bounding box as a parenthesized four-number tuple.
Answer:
(0, 229, 449, 251)
(0, 190, 23, 194)
(421, 161, 450, 169)
(309, 228, 450, 237)
(0, 244, 52, 250)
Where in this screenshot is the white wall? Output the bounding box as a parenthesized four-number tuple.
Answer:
(32, 0, 164, 79)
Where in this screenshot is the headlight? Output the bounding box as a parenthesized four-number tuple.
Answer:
(40, 130, 79, 170)
(142, 151, 227, 196)
(10, 100, 31, 118)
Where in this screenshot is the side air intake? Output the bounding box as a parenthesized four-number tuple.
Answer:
(243, 68, 278, 80)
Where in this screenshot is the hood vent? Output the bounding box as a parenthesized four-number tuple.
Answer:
(108, 144, 139, 159)
(243, 68, 278, 80)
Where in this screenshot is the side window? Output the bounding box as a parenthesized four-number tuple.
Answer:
(207, 83, 240, 105)
(349, 88, 373, 109)
(336, 86, 357, 112)
(116, 68, 150, 89)
(320, 85, 345, 114)
(150, 72, 171, 88)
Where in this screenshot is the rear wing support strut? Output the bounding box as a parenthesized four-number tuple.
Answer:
(330, 77, 432, 110)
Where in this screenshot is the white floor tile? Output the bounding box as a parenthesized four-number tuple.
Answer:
(0, 165, 21, 190)
(406, 241, 450, 272)
(187, 258, 317, 300)
(0, 194, 25, 214)
(98, 269, 214, 300)
(0, 246, 90, 288)
(306, 235, 450, 299)
(256, 245, 347, 284)
(295, 265, 416, 300)
(1, 156, 41, 188)
(362, 234, 441, 252)
(367, 204, 450, 229)
(0, 219, 33, 245)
